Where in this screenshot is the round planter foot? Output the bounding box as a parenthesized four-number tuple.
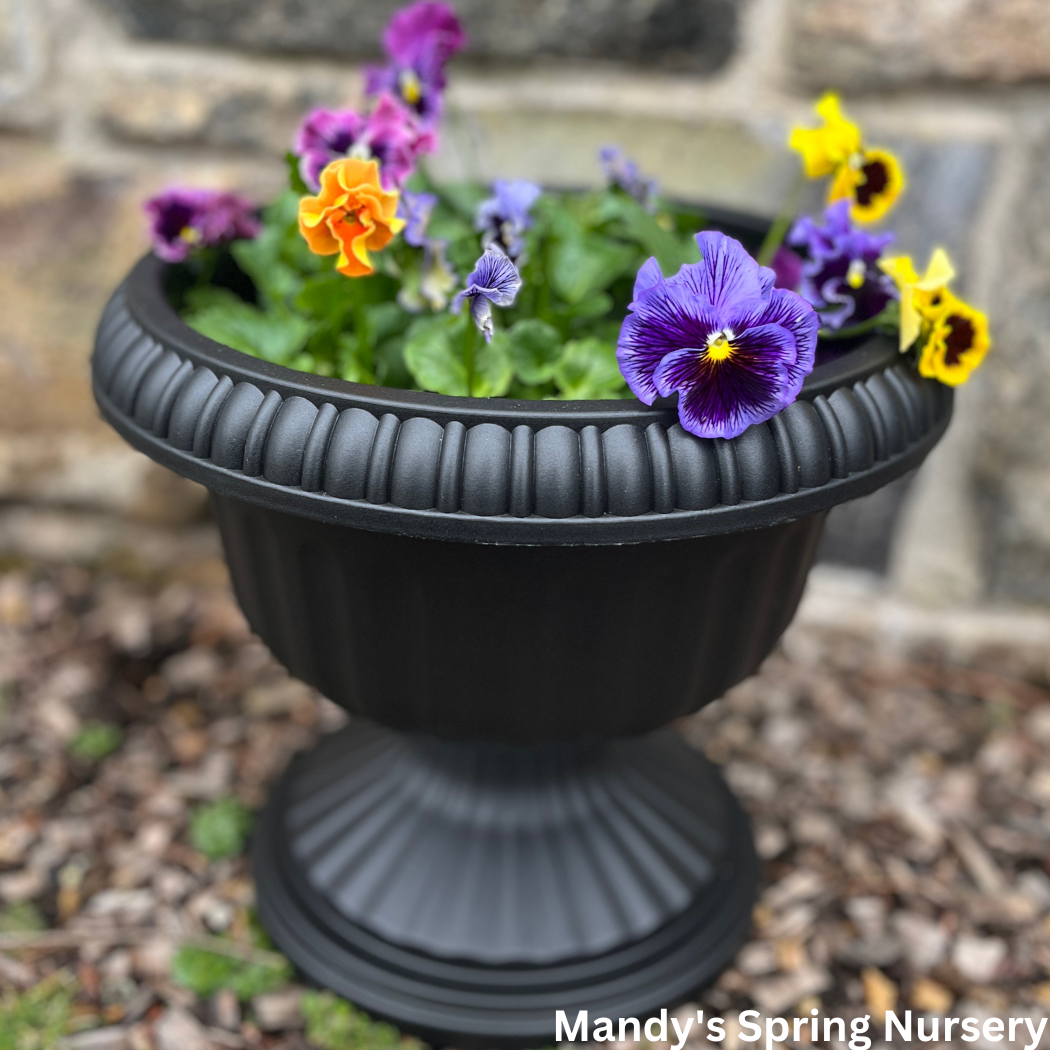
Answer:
(253, 723, 758, 1048)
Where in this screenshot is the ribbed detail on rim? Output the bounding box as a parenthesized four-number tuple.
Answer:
(92, 258, 953, 544)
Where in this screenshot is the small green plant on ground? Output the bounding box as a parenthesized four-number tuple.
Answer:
(68, 721, 123, 762)
(0, 901, 46, 934)
(0, 972, 76, 1050)
(189, 797, 253, 860)
(301, 991, 417, 1050)
(171, 941, 292, 1001)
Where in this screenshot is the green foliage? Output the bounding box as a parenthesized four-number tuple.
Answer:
(0, 901, 46, 934)
(0, 972, 76, 1050)
(553, 338, 627, 400)
(68, 721, 123, 762)
(301, 990, 414, 1050)
(175, 177, 705, 400)
(189, 797, 253, 860)
(403, 313, 512, 397)
(171, 943, 292, 1001)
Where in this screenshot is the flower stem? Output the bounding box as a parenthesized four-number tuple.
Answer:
(757, 170, 806, 267)
(462, 316, 478, 396)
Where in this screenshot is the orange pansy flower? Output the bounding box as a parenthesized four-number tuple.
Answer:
(298, 158, 405, 278)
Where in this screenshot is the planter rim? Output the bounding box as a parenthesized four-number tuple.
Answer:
(92, 253, 952, 545)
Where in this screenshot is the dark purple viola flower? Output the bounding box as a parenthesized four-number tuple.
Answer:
(475, 180, 542, 261)
(295, 96, 436, 193)
(452, 246, 522, 341)
(600, 146, 659, 211)
(145, 188, 259, 263)
(617, 231, 818, 439)
(400, 191, 438, 247)
(365, 2, 466, 125)
(771, 245, 804, 291)
(787, 199, 897, 330)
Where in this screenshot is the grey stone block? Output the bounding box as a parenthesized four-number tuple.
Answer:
(788, 0, 1050, 90)
(95, 0, 739, 71)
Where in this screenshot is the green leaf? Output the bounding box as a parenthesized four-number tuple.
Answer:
(185, 300, 314, 364)
(0, 902, 46, 935)
(301, 990, 412, 1050)
(68, 721, 122, 762)
(0, 972, 76, 1050)
(553, 338, 627, 399)
(549, 229, 637, 305)
(472, 331, 513, 397)
(499, 318, 562, 385)
(171, 944, 291, 1001)
(284, 150, 310, 195)
(189, 798, 253, 861)
(403, 314, 512, 397)
(599, 194, 699, 276)
(403, 314, 468, 395)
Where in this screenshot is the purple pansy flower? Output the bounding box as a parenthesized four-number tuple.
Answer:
(787, 200, 897, 330)
(365, 1, 466, 125)
(600, 147, 659, 211)
(295, 95, 436, 192)
(452, 246, 522, 341)
(617, 231, 819, 440)
(400, 190, 439, 247)
(771, 245, 804, 291)
(475, 180, 542, 261)
(145, 188, 259, 263)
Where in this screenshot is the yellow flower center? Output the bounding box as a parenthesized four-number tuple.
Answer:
(400, 69, 422, 106)
(179, 226, 201, 245)
(846, 258, 866, 289)
(706, 329, 736, 362)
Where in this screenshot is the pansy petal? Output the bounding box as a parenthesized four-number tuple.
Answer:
(737, 288, 818, 395)
(633, 257, 665, 296)
(674, 231, 768, 311)
(657, 330, 795, 440)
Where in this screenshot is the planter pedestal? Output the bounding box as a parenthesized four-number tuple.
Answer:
(253, 722, 757, 1046)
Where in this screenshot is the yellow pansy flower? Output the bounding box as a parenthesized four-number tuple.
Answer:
(790, 93, 906, 224)
(917, 292, 991, 387)
(879, 248, 956, 351)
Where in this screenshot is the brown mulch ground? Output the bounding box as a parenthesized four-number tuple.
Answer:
(0, 509, 1049, 1049)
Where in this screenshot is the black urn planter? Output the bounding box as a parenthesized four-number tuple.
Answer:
(92, 220, 951, 1046)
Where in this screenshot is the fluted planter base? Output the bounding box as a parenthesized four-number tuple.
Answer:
(253, 722, 758, 1048)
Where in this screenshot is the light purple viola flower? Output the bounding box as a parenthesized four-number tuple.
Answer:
(452, 246, 522, 341)
(475, 180, 542, 261)
(365, 1, 466, 125)
(294, 95, 436, 193)
(400, 191, 439, 247)
(145, 188, 259, 264)
(600, 146, 659, 211)
(617, 231, 819, 440)
(787, 199, 897, 330)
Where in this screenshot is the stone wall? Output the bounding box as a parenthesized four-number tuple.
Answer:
(1, 0, 1048, 603)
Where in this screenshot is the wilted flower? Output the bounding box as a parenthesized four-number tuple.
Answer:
(787, 199, 897, 330)
(916, 292, 990, 386)
(616, 231, 818, 439)
(145, 188, 259, 263)
(600, 147, 659, 211)
(298, 158, 405, 278)
(400, 190, 438, 247)
(879, 248, 956, 350)
(452, 246, 522, 341)
(475, 180, 542, 261)
(790, 93, 905, 224)
(365, 1, 466, 125)
(398, 240, 458, 312)
(295, 95, 435, 193)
